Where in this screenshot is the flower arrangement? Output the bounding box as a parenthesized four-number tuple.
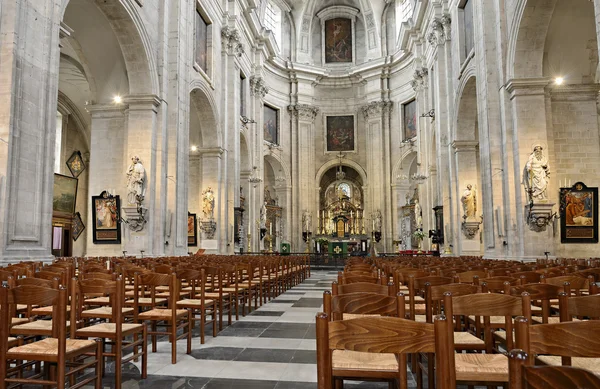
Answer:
(412, 229, 426, 240)
(316, 238, 329, 246)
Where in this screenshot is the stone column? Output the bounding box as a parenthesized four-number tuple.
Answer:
(122, 95, 161, 256)
(221, 26, 245, 253)
(289, 104, 319, 250)
(506, 79, 552, 259)
(85, 105, 126, 257)
(249, 75, 268, 251)
(0, 0, 62, 262)
(362, 101, 393, 251)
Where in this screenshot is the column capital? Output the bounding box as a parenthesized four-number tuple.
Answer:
(87, 104, 126, 118)
(361, 100, 393, 119)
(221, 26, 245, 57)
(198, 147, 225, 158)
(505, 78, 551, 99)
(250, 76, 269, 98)
(288, 104, 319, 122)
(124, 94, 161, 113)
(426, 16, 451, 47)
(451, 140, 479, 152)
(410, 67, 429, 91)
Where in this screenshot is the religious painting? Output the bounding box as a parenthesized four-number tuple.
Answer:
(91, 192, 121, 244)
(195, 9, 209, 73)
(326, 115, 355, 152)
(53, 174, 78, 216)
(560, 182, 598, 244)
(72, 212, 85, 242)
(325, 18, 353, 63)
(188, 212, 198, 246)
(264, 105, 279, 145)
(66, 150, 86, 178)
(403, 99, 417, 140)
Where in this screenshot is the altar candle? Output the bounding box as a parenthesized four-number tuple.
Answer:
(270, 224, 272, 234)
(350, 211, 353, 218)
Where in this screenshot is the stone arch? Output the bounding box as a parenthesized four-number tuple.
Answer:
(391, 150, 417, 181)
(240, 130, 251, 174)
(61, 0, 159, 96)
(264, 153, 291, 188)
(316, 158, 368, 187)
(507, 0, 558, 80)
(454, 74, 478, 142)
(189, 84, 222, 149)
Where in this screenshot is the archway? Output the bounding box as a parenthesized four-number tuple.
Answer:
(391, 151, 418, 250)
(188, 87, 220, 252)
(454, 76, 482, 255)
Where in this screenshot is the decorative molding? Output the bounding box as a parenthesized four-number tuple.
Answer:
(221, 26, 245, 57)
(250, 76, 269, 98)
(410, 67, 428, 91)
(121, 207, 148, 232)
(361, 101, 393, 119)
(505, 78, 551, 99)
(426, 18, 446, 47)
(441, 15, 451, 41)
(316, 5, 360, 21)
(526, 203, 555, 233)
(451, 140, 479, 152)
(462, 221, 480, 240)
(288, 104, 319, 122)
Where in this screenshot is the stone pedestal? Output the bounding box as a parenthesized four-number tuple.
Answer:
(525, 203, 556, 232)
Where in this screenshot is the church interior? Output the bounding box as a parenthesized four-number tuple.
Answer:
(0, 0, 599, 388)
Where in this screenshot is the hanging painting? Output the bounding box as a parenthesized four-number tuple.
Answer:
(326, 115, 355, 152)
(403, 99, 417, 140)
(264, 105, 279, 145)
(195, 10, 209, 73)
(66, 150, 86, 178)
(560, 182, 598, 244)
(53, 174, 78, 217)
(72, 212, 85, 242)
(91, 192, 121, 244)
(188, 212, 198, 246)
(325, 18, 353, 63)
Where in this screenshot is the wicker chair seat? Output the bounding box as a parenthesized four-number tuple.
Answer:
(84, 297, 111, 305)
(468, 315, 509, 325)
(11, 317, 29, 326)
(454, 332, 485, 345)
(454, 353, 508, 382)
(81, 307, 134, 319)
(7, 338, 96, 361)
(155, 291, 191, 298)
(222, 287, 247, 292)
(31, 305, 71, 316)
(205, 292, 231, 298)
(11, 319, 70, 336)
(76, 322, 144, 337)
(332, 350, 398, 372)
(176, 299, 215, 307)
(536, 356, 600, 375)
(138, 308, 188, 320)
(125, 297, 167, 306)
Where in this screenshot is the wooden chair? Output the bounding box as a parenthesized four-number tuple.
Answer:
(70, 277, 147, 388)
(133, 272, 192, 364)
(323, 291, 404, 322)
(443, 291, 532, 387)
(0, 285, 101, 389)
(331, 281, 395, 296)
(509, 353, 600, 389)
(316, 314, 455, 389)
(204, 265, 233, 331)
(512, 317, 600, 380)
(176, 268, 217, 343)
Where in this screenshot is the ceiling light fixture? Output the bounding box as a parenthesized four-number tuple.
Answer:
(554, 77, 564, 86)
(190, 145, 198, 152)
(113, 95, 123, 104)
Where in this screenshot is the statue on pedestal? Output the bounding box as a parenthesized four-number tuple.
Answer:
(126, 156, 146, 205)
(414, 200, 423, 229)
(461, 184, 477, 221)
(523, 144, 549, 202)
(202, 187, 215, 220)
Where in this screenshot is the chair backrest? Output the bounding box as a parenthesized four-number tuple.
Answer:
(135, 272, 178, 310)
(558, 293, 600, 321)
(340, 275, 379, 285)
(332, 281, 393, 296)
(316, 314, 455, 389)
(323, 291, 404, 321)
(510, 283, 562, 324)
(542, 275, 591, 295)
(481, 277, 520, 293)
(509, 350, 600, 389)
(70, 277, 124, 338)
(444, 291, 532, 351)
(453, 270, 488, 284)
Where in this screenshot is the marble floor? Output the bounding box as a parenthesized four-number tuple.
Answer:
(96, 271, 417, 389)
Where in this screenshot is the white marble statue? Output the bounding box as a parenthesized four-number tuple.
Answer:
(523, 145, 549, 202)
(202, 187, 215, 219)
(126, 156, 146, 205)
(302, 210, 312, 232)
(461, 184, 477, 220)
(414, 199, 422, 228)
(373, 210, 382, 232)
(260, 201, 267, 228)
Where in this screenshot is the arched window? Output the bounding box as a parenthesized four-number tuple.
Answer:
(263, 0, 282, 50)
(337, 182, 351, 198)
(395, 0, 414, 38)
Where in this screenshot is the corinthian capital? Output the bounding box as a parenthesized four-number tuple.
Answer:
(361, 101, 393, 119)
(250, 76, 269, 98)
(411, 67, 429, 91)
(288, 104, 319, 122)
(221, 26, 245, 57)
(427, 17, 449, 47)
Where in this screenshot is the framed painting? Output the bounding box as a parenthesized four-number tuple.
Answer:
(188, 212, 198, 246)
(264, 105, 279, 145)
(92, 192, 121, 244)
(403, 99, 417, 140)
(560, 182, 598, 244)
(326, 115, 355, 152)
(53, 174, 78, 216)
(72, 212, 85, 242)
(325, 18, 353, 63)
(66, 150, 86, 178)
